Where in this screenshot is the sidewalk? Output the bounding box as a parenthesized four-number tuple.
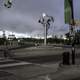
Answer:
(0, 59, 80, 80)
(50, 64, 80, 80)
(0, 47, 80, 80)
(27, 64, 80, 80)
(0, 62, 58, 80)
(0, 58, 80, 80)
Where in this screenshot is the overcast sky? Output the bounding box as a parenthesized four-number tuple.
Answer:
(0, 0, 80, 38)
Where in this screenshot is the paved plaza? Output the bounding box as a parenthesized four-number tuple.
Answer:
(0, 46, 80, 80)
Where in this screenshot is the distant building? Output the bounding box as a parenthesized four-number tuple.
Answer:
(8, 34, 18, 46)
(8, 34, 16, 40)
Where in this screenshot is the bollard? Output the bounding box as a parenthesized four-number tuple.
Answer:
(72, 47, 75, 64)
(62, 52, 70, 65)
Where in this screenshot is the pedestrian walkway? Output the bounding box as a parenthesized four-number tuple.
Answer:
(1, 63, 58, 80)
(0, 56, 80, 80)
(50, 64, 80, 80)
(0, 58, 80, 80)
(25, 64, 80, 80)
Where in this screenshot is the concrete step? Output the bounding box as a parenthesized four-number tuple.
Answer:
(0, 58, 33, 69)
(0, 61, 32, 69)
(0, 59, 19, 65)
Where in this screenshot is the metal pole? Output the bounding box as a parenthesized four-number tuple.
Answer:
(44, 24, 47, 45)
(70, 0, 75, 64)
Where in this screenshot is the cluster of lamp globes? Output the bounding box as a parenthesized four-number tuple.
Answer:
(4, 0, 12, 8)
(38, 13, 54, 24)
(38, 13, 54, 30)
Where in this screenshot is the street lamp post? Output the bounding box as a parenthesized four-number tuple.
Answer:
(1, 0, 13, 58)
(38, 13, 54, 46)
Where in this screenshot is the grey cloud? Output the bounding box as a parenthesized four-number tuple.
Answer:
(0, 10, 42, 33)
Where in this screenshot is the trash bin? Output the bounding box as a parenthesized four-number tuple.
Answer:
(62, 52, 70, 65)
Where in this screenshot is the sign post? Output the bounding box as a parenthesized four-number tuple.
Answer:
(65, 0, 75, 64)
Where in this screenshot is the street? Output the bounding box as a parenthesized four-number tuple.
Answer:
(11, 46, 80, 64)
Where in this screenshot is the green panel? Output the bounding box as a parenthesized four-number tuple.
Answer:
(64, 0, 71, 24)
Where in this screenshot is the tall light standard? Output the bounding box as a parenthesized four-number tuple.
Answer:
(38, 13, 54, 46)
(0, 0, 13, 58)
